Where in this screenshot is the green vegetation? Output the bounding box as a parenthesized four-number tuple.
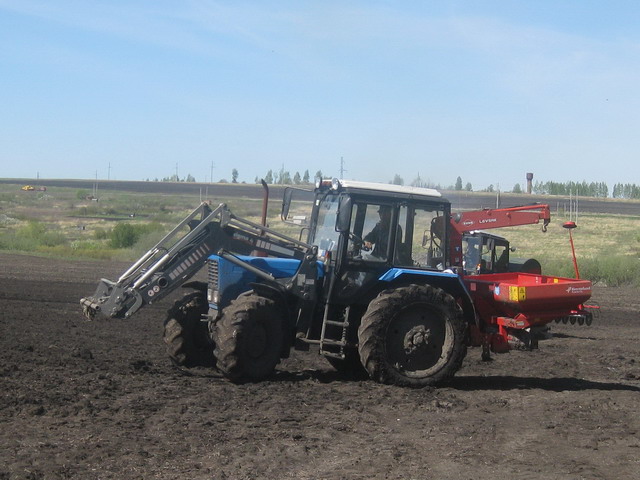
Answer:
(1, 182, 639, 286)
(533, 180, 609, 198)
(612, 183, 640, 199)
(108, 222, 164, 248)
(0, 183, 269, 261)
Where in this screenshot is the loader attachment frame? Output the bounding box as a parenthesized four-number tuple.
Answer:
(81, 202, 316, 320)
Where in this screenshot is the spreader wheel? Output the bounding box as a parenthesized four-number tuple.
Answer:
(163, 291, 214, 367)
(358, 284, 467, 387)
(212, 294, 284, 382)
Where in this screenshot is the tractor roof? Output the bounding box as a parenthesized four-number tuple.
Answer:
(319, 179, 443, 201)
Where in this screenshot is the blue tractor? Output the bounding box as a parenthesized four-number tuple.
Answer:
(81, 179, 475, 387)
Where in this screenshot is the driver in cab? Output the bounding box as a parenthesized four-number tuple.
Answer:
(364, 206, 394, 260)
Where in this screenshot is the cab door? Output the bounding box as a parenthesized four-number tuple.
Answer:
(335, 201, 398, 301)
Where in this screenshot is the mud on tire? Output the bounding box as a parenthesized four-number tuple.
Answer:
(163, 291, 214, 368)
(212, 294, 284, 382)
(358, 284, 467, 387)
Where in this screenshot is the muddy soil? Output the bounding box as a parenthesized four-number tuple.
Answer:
(0, 252, 638, 480)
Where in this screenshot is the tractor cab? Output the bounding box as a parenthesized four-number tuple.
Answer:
(462, 231, 541, 275)
(283, 179, 453, 306)
(462, 231, 511, 275)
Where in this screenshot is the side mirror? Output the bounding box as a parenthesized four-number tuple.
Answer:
(281, 187, 293, 221)
(281, 187, 313, 225)
(336, 196, 352, 232)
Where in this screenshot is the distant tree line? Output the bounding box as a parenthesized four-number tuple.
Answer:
(532, 180, 609, 198)
(148, 174, 197, 182)
(389, 173, 471, 191)
(145, 168, 636, 200)
(612, 183, 640, 199)
(256, 169, 314, 185)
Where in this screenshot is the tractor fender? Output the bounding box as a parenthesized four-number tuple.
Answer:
(250, 282, 288, 306)
(377, 268, 477, 327)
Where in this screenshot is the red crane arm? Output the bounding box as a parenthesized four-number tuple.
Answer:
(450, 204, 551, 234)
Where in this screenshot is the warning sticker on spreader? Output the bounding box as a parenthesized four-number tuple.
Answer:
(509, 286, 527, 302)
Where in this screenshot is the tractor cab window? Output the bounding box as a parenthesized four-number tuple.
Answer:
(463, 236, 482, 274)
(409, 207, 447, 269)
(310, 195, 341, 260)
(347, 203, 396, 262)
(480, 237, 494, 272)
(345, 201, 447, 268)
(494, 242, 509, 272)
(462, 234, 510, 274)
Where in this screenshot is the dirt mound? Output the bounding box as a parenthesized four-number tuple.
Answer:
(0, 253, 638, 479)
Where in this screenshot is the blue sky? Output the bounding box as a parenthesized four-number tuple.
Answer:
(1, 1, 639, 191)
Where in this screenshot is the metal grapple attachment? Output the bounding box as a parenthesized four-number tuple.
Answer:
(80, 278, 143, 320)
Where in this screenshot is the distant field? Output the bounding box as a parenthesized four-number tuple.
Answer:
(1, 182, 638, 285)
(4, 177, 640, 215)
(0, 183, 274, 261)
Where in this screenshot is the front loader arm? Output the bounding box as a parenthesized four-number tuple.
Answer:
(81, 202, 316, 320)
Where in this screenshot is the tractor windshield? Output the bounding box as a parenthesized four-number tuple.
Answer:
(310, 194, 341, 260)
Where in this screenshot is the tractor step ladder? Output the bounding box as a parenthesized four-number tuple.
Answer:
(319, 307, 351, 359)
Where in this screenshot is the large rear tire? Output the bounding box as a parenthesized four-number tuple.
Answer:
(163, 291, 214, 368)
(358, 284, 467, 387)
(213, 294, 284, 382)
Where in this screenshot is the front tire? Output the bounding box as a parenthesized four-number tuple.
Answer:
(213, 294, 284, 382)
(358, 284, 467, 387)
(163, 291, 214, 367)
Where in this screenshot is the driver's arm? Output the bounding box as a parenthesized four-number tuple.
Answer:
(363, 224, 378, 249)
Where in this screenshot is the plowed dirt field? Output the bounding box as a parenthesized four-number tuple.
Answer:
(1, 253, 638, 480)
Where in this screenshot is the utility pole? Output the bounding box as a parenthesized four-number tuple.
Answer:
(210, 161, 215, 184)
(339, 156, 347, 179)
(108, 163, 111, 180)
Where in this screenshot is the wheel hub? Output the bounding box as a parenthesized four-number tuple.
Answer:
(404, 325, 431, 354)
